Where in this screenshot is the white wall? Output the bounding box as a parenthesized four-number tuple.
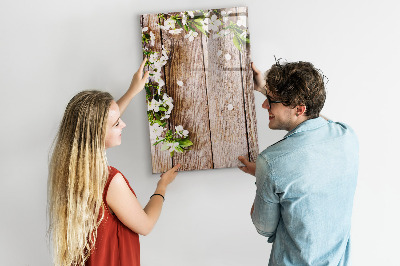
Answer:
(1, 0, 399, 265)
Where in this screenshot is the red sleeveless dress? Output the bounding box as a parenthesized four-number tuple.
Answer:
(86, 166, 140, 266)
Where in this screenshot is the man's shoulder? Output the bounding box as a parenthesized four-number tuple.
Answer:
(259, 138, 294, 163)
(259, 119, 358, 162)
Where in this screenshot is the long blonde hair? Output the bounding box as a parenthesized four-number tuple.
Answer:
(48, 90, 113, 265)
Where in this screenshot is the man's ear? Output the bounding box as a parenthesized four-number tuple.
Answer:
(295, 105, 307, 117)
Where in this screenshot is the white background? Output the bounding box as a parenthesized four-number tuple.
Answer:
(1, 0, 399, 265)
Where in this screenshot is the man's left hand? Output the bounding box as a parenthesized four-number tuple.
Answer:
(238, 156, 256, 176)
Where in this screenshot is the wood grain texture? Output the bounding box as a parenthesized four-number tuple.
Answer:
(141, 7, 259, 173)
(237, 7, 259, 163)
(202, 7, 249, 169)
(161, 13, 213, 172)
(141, 14, 172, 173)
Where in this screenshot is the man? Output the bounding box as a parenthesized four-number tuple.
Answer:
(239, 61, 359, 265)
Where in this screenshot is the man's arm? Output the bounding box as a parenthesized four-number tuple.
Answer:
(251, 155, 280, 241)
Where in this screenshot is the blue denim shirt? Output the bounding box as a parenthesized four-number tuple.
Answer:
(251, 117, 359, 266)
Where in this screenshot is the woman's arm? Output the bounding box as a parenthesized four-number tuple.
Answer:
(106, 164, 180, 236)
(117, 58, 149, 115)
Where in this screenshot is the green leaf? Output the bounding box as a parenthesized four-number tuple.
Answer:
(170, 151, 175, 157)
(184, 24, 189, 32)
(233, 35, 242, 51)
(188, 23, 196, 32)
(179, 139, 193, 147)
(177, 19, 183, 28)
(159, 107, 167, 111)
(175, 146, 184, 153)
(194, 23, 207, 36)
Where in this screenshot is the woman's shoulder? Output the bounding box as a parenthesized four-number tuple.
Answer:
(106, 166, 136, 196)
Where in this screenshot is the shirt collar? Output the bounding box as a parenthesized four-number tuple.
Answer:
(284, 117, 328, 139)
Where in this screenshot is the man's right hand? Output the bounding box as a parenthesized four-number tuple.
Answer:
(251, 62, 266, 96)
(238, 156, 256, 176)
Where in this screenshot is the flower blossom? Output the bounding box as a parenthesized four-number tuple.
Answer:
(149, 123, 165, 144)
(207, 14, 222, 32)
(236, 16, 246, 28)
(169, 28, 183, 35)
(221, 10, 232, 23)
(161, 18, 176, 30)
(148, 98, 162, 112)
(180, 13, 187, 25)
(184, 30, 198, 42)
(149, 31, 155, 46)
(213, 29, 230, 39)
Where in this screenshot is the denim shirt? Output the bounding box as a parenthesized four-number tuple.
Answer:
(251, 117, 359, 266)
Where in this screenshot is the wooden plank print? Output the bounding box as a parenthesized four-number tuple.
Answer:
(140, 7, 259, 173)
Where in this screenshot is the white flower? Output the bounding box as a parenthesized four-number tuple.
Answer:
(181, 13, 187, 25)
(182, 130, 189, 137)
(227, 104, 234, 111)
(221, 10, 232, 23)
(184, 30, 198, 42)
(204, 11, 210, 17)
(165, 103, 173, 114)
(162, 94, 174, 113)
(200, 18, 209, 33)
(213, 29, 230, 39)
(177, 80, 183, 86)
(148, 98, 162, 112)
(169, 28, 183, 35)
(162, 18, 176, 30)
(152, 123, 164, 136)
(217, 50, 222, 56)
(160, 114, 170, 120)
(175, 125, 184, 132)
(237, 16, 246, 28)
(142, 27, 148, 32)
(149, 31, 155, 46)
(168, 142, 181, 152)
(225, 53, 231, 61)
(149, 52, 159, 64)
(187, 11, 194, 18)
(150, 123, 165, 143)
(208, 14, 222, 32)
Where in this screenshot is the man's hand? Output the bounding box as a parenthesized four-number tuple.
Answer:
(238, 156, 256, 176)
(252, 62, 266, 96)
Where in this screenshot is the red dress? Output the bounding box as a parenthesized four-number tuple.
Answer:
(86, 166, 140, 266)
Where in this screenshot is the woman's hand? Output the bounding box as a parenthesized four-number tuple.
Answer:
(238, 156, 256, 176)
(158, 164, 181, 189)
(117, 58, 150, 114)
(251, 62, 267, 96)
(129, 58, 150, 95)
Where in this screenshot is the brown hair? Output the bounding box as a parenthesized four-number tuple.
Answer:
(48, 90, 113, 265)
(266, 60, 327, 118)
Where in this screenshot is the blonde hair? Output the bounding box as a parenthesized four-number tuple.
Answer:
(48, 90, 113, 265)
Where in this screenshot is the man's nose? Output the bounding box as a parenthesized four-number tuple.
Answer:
(262, 99, 270, 109)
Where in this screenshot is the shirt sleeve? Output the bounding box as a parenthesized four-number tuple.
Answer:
(251, 154, 280, 243)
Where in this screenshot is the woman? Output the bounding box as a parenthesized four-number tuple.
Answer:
(48, 58, 180, 266)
